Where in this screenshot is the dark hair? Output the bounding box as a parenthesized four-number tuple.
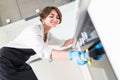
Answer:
(39, 6, 62, 24)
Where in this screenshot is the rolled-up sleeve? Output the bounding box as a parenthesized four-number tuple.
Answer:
(32, 44, 52, 61)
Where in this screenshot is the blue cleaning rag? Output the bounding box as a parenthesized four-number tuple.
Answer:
(69, 50, 87, 65)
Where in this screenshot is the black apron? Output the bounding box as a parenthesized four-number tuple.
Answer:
(0, 47, 38, 80)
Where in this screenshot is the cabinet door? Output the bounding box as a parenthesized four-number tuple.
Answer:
(73, 0, 117, 80)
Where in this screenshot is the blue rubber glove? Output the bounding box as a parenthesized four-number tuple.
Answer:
(69, 50, 87, 65)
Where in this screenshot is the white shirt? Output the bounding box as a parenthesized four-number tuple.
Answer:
(4, 25, 65, 61)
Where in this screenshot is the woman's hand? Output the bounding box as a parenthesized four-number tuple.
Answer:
(63, 38, 73, 47)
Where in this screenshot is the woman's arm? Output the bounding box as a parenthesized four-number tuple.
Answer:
(50, 38, 73, 59)
(51, 49, 88, 65)
(51, 49, 69, 59)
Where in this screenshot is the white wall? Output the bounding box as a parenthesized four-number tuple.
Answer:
(30, 59, 85, 80)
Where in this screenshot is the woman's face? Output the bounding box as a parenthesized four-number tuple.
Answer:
(42, 9, 60, 28)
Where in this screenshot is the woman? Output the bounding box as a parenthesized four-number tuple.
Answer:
(0, 6, 75, 80)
